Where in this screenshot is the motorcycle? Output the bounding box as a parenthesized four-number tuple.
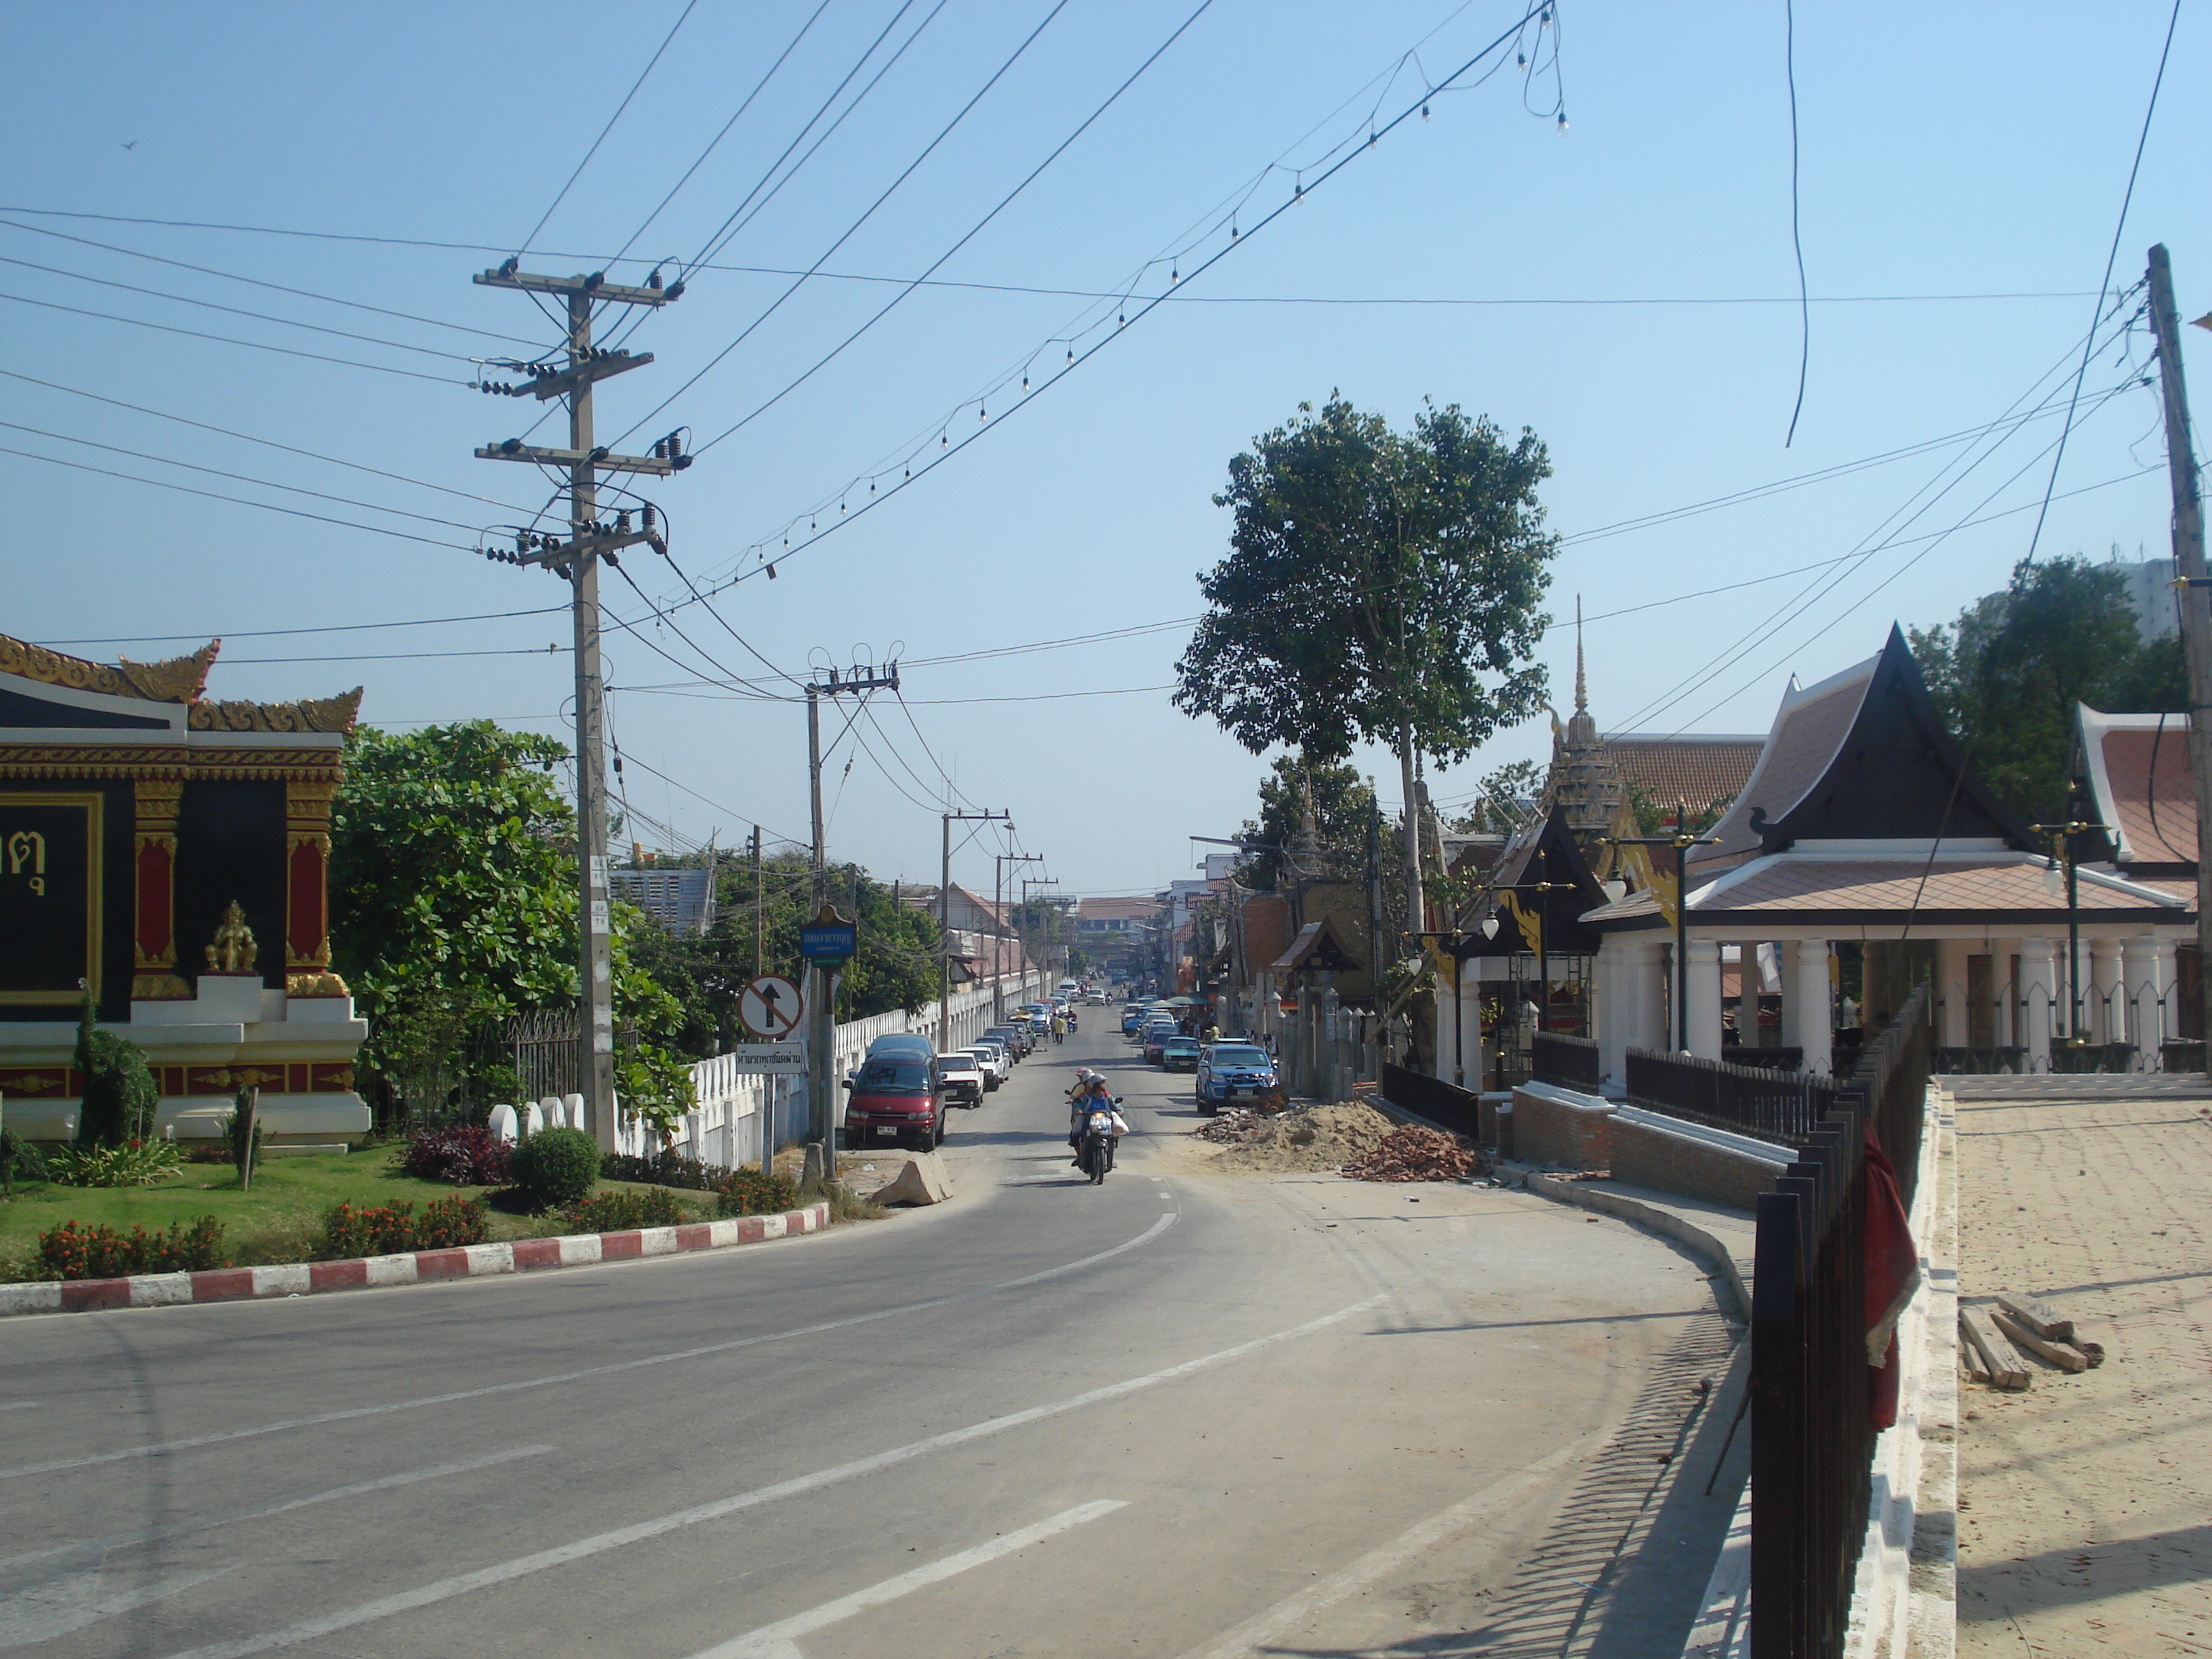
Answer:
(1076, 1101, 1123, 1184)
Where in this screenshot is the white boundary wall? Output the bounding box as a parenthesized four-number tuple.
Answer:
(627, 969, 1048, 1167)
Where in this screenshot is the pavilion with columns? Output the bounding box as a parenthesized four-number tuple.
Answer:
(1576, 627, 2195, 1086)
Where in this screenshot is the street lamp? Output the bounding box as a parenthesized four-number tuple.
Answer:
(1605, 804, 1721, 1053)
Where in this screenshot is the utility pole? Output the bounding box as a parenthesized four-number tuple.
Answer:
(803, 661, 900, 1146)
(2149, 243, 2212, 1063)
(750, 824, 764, 978)
(942, 810, 1010, 1049)
(994, 851, 1043, 1021)
(473, 260, 682, 1152)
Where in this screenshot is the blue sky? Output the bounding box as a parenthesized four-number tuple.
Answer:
(3, 1, 2204, 904)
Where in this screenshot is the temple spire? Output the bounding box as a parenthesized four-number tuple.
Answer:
(1573, 595, 1587, 714)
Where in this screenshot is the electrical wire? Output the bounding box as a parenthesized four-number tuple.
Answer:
(0, 288, 465, 384)
(35, 605, 568, 647)
(2023, 0, 2180, 563)
(1782, 0, 1809, 446)
(516, 0, 700, 257)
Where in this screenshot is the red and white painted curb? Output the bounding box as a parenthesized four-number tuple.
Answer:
(0, 1202, 832, 1318)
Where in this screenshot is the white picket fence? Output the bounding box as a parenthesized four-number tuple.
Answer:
(631, 970, 1049, 1170)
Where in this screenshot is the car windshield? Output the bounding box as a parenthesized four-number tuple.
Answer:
(1165, 1038, 1200, 1051)
(1209, 1046, 1269, 1067)
(940, 1056, 977, 1071)
(855, 1060, 931, 1095)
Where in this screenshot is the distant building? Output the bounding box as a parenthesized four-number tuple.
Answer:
(609, 866, 715, 935)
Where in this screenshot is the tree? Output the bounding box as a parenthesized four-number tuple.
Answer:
(1235, 752, 1388, 891)
(1176, 395, 1558, 938)
(1910, 556, 2186, 822)
(1448, 758, 1545, 835)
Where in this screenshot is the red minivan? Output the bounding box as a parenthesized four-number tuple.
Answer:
(842, 1053, 944, 1151)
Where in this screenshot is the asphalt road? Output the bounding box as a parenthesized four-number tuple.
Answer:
(0, 1020, 1744, 1659)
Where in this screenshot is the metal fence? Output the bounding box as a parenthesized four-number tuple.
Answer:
(1749, 984, 1933, 1659)
(1529, 1031, 1601, 1092)
(1379, 1062, 1483, 1142)
(1624, 1047, 1837, 1148)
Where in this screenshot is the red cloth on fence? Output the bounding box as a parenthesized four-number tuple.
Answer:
(1863, 1118, 1920, 1429)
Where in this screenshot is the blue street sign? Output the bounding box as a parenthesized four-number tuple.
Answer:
(799, 922, 857, 962)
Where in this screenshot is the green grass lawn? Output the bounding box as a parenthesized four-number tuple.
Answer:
(0, 1149, 718, 1280)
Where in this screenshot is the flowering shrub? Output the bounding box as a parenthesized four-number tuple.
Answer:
(39, 1216, 229, 1280)
(44, 1139, 186, 1188)
(715, 1166, 796, 1218)
(397, 1124, 509, 1187)
(507, 1126, 598, 1211)
(599, 1149, 720, 1192)
(562, 1187, 688, 1233)
(320, 1195, 489, 1257)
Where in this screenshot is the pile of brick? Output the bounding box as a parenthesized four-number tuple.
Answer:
(1341, 1124, 1488, 1183)
(1194, 1106, 1273, 1145)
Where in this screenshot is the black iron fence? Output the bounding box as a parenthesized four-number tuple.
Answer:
(1379, 1062, 1483, 1142)
(1624, 1047, 1835, 1148)
(1529, 1031, 1601, 1092)
(1749, 984, 1933, 1659)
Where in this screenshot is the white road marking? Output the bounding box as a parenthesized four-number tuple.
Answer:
(0, 1565, 230, 1648)
(1169, 1434, 1600, 1659)
(150, 1298, 1382, 1659)
(692, 1501, 1127, 1659)
(0, 1403, 37, 1414)
(0, 1444, 554, 1571)
(1, 1214, 1180, 1482)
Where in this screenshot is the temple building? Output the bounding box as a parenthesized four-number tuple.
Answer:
(0, 632, 369, 1145)
(1576, 627, 2197, 1086)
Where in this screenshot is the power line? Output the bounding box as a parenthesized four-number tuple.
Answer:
(212, 645, 567, 665)
(516, 0, 700, 257)
(34, 605, 567, 647)
(1782, 0, 1809, 446)
(0, 288, 464, 384)
(0, 215, 539, 346)
(0, 367, 537, 513)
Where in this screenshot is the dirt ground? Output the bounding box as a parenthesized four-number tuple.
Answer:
(1953, 1079, 2212, 1655)
(1191, 1100, 1397, 1174)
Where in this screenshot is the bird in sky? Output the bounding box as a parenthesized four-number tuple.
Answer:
(120, 139, 137, 150)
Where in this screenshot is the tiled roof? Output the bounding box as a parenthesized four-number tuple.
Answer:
(1602, 736, 1765, 821)
(1076, 896, 1159, 921)
(1691, 854, 2184, 917)
(2078, 706, 2198, 868)
(1696, 655, 1877, 862)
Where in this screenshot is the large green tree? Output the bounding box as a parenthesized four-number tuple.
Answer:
(1175, 395, 1558, 937)
(1910, 556, 2186, 822)
(1235, 752, 1388, 891)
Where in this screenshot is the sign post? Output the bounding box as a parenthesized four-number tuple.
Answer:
(798, 905, 854, 1156)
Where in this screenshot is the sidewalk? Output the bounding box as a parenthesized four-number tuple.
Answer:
(1949, 1074, 2212, 1655)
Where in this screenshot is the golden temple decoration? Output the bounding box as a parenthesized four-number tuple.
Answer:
(0, 632, 218, 703)
(204, 900, 258, 974)
(285, 970, 351, 999)
(132, 972, 192, 1001)
(188, 688, 363, 734)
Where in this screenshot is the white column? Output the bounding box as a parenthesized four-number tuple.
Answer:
(1993, 950, 2015, 1048)
(2123, 935, 2159, 1064)
(2020, 938, 2056, 1071)
(2090, 937, 2123, 1047)
(1795, 940, 1833, 1076)
(1779, 938, 1805, 1051)
(1596, 939, 1627, 1092)
(1629, 940, 1666, 1056)
(1936, 938, 1972, 1051)
(1686, 938, 1724, 1061)
(1735, 940, 1758, 1046)
(2155, 936, 2179, 1064)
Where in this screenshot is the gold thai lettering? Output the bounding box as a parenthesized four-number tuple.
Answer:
(6, 829, 45, 894)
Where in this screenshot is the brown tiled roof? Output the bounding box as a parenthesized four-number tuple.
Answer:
(1694, 655, 1877, 862)
(1696, 855, 2184, 917)
(2079, 708, 2198, 868)
(1603, 736, 1764, 822)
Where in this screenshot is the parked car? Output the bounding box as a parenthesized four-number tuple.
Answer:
(1161, 1035, 1202, 1072)
(936, 1052, 986, 1109)
(843, 1053, 943, 1150)
(866, 1032, 935, 1066)
(963, 1043, 1008, 1089)
(1143, 1024, 1178, 1064)
(984, 1023, 1032, 1058)
(1121, 1005, 1147, 1034)
(1194, 1042, 1279, 1112)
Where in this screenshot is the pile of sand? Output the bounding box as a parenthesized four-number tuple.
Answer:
(1202, 1100, 1396, 1174)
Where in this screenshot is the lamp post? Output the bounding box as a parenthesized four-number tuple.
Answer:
(1606, 806, 1721, 1053)
(2031, 817, 2111, 1047)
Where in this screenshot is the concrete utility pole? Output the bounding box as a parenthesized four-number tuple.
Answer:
(750, 825, 764, 978)
(473, 261, 681, 1152)
(942, 810, 1010, 1048)
(2147, 243, 2212, 1061)
(994, 851, 1042, 1020)
(804, 662, 899, 1144)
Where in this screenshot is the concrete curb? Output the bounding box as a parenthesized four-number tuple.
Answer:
(1519, 1167, 1753, 1324)
(0, 1201, 832, 1318)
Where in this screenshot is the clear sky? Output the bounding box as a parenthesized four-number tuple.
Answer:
(4, 1, 2205, 906)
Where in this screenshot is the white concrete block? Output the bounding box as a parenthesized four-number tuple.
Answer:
(557, 1234, 601, 1266)
(637, 1227, 679, 1256)
(463, 1244, 513, 1276)
(364, 1254, 418, 1287)
(129, 1272, 194, 1308)
(252, 1263, 310, 1297)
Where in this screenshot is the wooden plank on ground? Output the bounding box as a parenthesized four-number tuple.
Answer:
(1991, 1307, 2090, 1373)
(1994, 1292, 2073, 1344)
(1961, 1307, 2031, 1390)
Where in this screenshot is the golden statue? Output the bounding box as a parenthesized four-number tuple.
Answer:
(205, 901, 258, 974)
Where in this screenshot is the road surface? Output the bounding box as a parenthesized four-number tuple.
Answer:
(0, 1020, 1743, 1658)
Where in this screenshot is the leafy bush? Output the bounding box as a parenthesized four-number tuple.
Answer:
(1, 1123, 45, 1191)
(73, 995, 159, 1148)
(562, 1187, 688, 1233)
(44, 1139, 186, 1188)
(715, 1166, 796, 1218)
(507, 1125, 598, 1211)
(600, 1149, 719, 1192)
(397, 1123, 510, 1186)
(320, 1195, 488, 1257)
(39, 1216, 229, 1280)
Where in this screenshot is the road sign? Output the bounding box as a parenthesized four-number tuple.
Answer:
(724, 1041, 805, 1075)
(739, 974, 804, 1039)
(799, 920, 858, 962)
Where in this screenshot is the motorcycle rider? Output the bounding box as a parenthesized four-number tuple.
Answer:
(1070, 1077, 1128, 1174)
